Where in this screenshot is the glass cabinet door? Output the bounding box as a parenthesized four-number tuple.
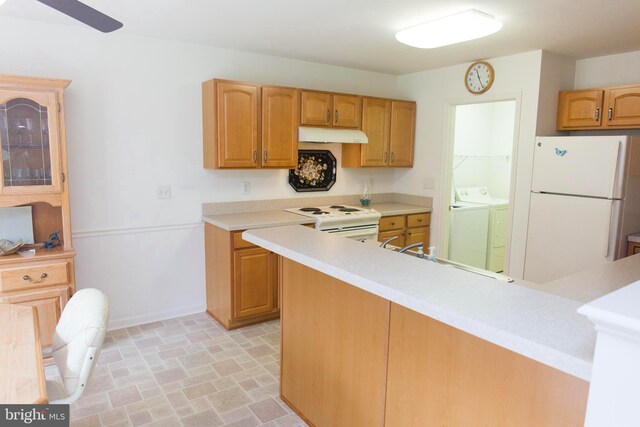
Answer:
(0, 90, 61, 194)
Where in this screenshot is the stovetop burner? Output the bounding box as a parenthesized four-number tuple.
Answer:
(300, 207, 321, 212)
(313, 211, 330, 215)
(339, 208, 360, 212)
(329, 205, 345, 209)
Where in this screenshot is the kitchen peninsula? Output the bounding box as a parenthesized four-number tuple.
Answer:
(242, 224, 637, 426)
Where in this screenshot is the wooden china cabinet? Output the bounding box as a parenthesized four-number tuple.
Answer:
(0, 75, 75, 352)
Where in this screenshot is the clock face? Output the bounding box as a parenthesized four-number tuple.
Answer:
(465, 61, 494, 94)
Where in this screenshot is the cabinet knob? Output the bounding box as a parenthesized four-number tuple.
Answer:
(253, 150, 257, 165)
(417, 219, 422, 222)
(391, 152, 395, 163)
(595, 108, 600, 121)
(608, 107, 613, 121)
(263, 150, 268, 164)
(335, 109, 339, 123)
(23, 273, 48, 283)
(326, 109, 330, 124)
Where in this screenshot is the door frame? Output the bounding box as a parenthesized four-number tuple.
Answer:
(437, 93, 522, 275)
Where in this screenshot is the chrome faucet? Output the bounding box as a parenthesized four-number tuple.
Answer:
(398, 242, 425, 258)
(379, 236, 398, 248)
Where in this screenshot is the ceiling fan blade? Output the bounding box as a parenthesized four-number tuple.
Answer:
(36, 0, 123, 33)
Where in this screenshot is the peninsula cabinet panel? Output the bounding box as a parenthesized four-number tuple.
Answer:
(384, 303, 589, 427)
(280, 259, 390, 427)
(389, 101, 416, 167)
(557, 89, 604, 129)
(203, 79, 259, 169)
(261, 86, 299, 168)
(606, 85, 640, 127)
(300, 91, 331, 126)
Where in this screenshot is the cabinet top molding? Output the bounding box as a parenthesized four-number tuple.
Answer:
(0, 75, 71, 90)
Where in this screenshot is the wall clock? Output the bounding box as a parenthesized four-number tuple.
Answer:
(465, 61, 494, 94)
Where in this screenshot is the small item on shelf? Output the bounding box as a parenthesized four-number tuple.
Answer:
(42, 231, 61, 249)
(0, 239, 25, 256)
(360, 180, 372, 207)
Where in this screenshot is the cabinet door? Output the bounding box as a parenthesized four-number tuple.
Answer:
(556, 90, 604, 129)
(0, 286, 69, 349)
(0, 90, 62, 194)
(389, 101, 416, 167)
(406, 227, 430, 248)
(361, 98, 391, 166)
(333, 95, 362, 128)
(262, 87, 300, 168)
(301, 91, 331, 126)
(233, 248, 277, 320)
(605, 85, 640, 128)
(216, 81, 259, 168)
(628, 242, 640, 257)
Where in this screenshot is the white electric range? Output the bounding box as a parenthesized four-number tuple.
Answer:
(284, 205, 381, 241)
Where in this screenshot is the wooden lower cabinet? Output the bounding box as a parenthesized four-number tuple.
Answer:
(280, 259, 589, 427)
(0, 285, 70, 349)
(205, 223, 279, 329)
(628, 241, 640, 256)
(378, 212, 430, 249)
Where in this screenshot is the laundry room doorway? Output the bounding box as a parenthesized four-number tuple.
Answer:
(441, 99, 518, 273)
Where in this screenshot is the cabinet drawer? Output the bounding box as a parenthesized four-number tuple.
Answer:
(407, 213, 430, 228)
(379, 215, 406, 231)
(233, 231, 257, 250)
(0, 262, 69, 292)
(378, 230, 405, 248)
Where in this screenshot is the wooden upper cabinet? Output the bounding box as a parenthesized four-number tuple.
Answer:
(361, 98, 391, 166)
(0, 89, 63, 195)
(301, 91, 362, 128)
(203, 80, 259, 169)
(606, 85, 640, 127)
(261, 86, 299, 168)
(556, 84, 640, 130)
(333, 94, 362, 128)
(557, 89, 604, 129)
(301, 91, 331, 126)
(389, 101, 416, 167)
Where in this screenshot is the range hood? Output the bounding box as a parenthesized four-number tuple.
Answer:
(298, 127, 368, 144)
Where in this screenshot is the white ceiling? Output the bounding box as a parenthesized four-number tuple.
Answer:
(2, 0, 640, 75)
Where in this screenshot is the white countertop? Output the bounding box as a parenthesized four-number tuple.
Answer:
(243, 225, 605, 381)
(202, 202, 431, 231)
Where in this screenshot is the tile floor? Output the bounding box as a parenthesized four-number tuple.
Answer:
(46, 313, 308, 427)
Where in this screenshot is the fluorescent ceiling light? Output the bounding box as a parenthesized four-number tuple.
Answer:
(0, 0, 6, 6)
(395, 9, 503, 49)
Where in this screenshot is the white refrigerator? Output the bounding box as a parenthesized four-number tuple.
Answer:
(523, 135, 640, 283)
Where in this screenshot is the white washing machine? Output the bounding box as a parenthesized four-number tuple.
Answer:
(455, 187, 509, 272)
(448, 201, 489, 269)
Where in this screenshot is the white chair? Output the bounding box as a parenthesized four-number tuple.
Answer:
(45, 288, 109, 404)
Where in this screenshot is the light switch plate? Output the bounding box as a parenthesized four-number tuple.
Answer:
(157, 185, 171, 199)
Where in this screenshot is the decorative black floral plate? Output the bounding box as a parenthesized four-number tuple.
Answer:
(288, 150, 337, 192)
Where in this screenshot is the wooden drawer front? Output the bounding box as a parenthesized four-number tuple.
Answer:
(233, 231, 257, 250)
(378, 230, 405, 248)
(0, 262, 69, 292)
(407, 213, 430, 228)
(379, 215, 406, 231)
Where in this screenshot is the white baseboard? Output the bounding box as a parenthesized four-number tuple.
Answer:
(107, 303, 207, 331)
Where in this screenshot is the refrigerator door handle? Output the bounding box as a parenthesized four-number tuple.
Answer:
(603, 200, 614, 258)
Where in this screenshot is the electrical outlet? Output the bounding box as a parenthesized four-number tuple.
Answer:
(157, 185, 171, 199)
(423, 177, 435, 189)
(242, 181, 250, 194)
